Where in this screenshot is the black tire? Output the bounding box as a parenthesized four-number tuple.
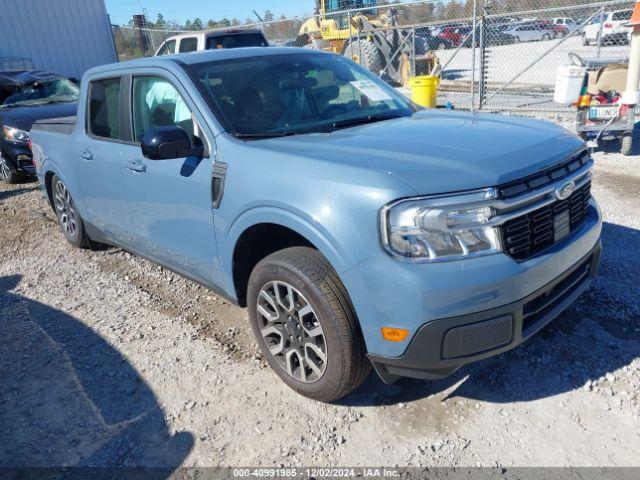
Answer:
(0, 152, 21, 184)
(621, 132, 633, 156)
(343, 39, 382, 75)
(542, 33, 551, 41)
(437, 41, 446, 50)
(51, 174, 89, 248)
(247, 247, 371, 402)
(582, 34, 589, 46)
(514, 36, 521, 43)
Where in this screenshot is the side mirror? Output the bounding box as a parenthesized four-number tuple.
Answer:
(141, 126, 204, 160)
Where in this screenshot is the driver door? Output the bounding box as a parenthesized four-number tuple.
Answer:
(120, 72, 223, 286)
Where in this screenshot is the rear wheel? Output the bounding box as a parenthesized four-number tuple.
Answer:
(52, 174, 89, 248)
(436, 41, 446, 50)
(247, 247, 370, 402)
(0, 153, 20, 184)
(343, 39, 382, 75)
(542, 33, 551, 41)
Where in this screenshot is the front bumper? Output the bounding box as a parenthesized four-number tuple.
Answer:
(341, 198, 602, 381)
(368, 242, 600, 383)
(1, 141, 35, 176)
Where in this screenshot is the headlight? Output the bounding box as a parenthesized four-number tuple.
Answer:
(380, 189, 502, 262)
(2, 126, 30, 143)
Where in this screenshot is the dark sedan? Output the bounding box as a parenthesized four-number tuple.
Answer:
(0, 71, 78, 183)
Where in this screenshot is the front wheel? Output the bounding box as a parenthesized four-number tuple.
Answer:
(52, 174, 89, 248)
(247, 247, 370, 402)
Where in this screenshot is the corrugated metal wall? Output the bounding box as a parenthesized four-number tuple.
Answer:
(0, 0, 117, 79)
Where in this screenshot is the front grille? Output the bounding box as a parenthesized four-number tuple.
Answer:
(522, 255, 593, 334)
(501, 181, 591, 261)
(498, 150, 590, 199)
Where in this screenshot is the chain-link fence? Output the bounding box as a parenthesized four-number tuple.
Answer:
(111, 0, 634, 122)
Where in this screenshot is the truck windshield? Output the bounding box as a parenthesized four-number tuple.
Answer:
(184, 53, 415, 137)
(0, 77, 79, 109)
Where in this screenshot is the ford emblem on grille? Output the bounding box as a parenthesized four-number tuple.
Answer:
(555, 180, 576, 200)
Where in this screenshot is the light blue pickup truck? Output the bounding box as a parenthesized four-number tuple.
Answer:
(31, 48, 602, 402)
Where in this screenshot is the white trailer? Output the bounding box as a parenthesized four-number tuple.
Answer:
(0, 0, 117, 79)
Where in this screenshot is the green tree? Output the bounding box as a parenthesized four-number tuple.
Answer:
(155, 13, 166, 29)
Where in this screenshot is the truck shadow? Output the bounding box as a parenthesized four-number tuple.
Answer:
(345, 221, 640, 406)
(0, 185, 39, 202)
(0, 274, 194, 472)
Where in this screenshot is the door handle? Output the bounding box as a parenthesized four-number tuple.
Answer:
(127, 159, 146, 173)
(79, 150, 93, 161)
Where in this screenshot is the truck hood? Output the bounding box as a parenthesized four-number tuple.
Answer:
(0, 102, 78, 131)
(257, 110, 584, 195)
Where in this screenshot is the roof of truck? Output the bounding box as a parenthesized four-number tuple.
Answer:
(165, 28, 265, 41)
(86, 47, 329, 76)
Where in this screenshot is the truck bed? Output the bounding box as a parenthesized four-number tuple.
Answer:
(31, 116, 76, 135)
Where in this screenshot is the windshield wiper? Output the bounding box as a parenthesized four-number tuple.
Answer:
(329, 113, 407, 131)
(234, 131, 299, 139)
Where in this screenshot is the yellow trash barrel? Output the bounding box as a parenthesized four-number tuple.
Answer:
(409, 75, 439, 108)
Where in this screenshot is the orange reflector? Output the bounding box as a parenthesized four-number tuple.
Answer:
(381, 327, 410, 342)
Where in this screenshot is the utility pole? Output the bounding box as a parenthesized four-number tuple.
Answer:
(621, 1, 640, 152)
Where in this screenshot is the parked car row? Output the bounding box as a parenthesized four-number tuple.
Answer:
(415, 10, 632, 50)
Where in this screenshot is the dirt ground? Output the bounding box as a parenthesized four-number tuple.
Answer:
(0, 141, 639, 469)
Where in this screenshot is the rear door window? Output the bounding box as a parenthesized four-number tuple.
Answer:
(206, 33, 268, 49)
(179, 37, 198, 53)
(88, 77, 121, 140)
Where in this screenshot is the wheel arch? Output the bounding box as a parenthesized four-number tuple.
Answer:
(44, 170, 57, 210)
(225, 208, 354, 308)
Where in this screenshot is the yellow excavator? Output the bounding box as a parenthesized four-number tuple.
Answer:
(294, 0, 413, 85)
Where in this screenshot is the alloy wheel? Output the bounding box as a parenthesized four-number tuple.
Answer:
(256, 281, 327, 383)
(0, 153, 10, 180)
(53, 179, 78, 238)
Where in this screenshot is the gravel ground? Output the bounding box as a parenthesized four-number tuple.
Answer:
(0, 142, 639, 469)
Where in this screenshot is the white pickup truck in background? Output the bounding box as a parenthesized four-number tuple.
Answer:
(582, 9, 632, 46)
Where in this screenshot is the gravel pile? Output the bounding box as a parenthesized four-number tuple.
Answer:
(0, 146, 638, 468)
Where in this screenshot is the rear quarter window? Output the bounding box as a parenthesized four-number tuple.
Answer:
(88, 77, 121, 140)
